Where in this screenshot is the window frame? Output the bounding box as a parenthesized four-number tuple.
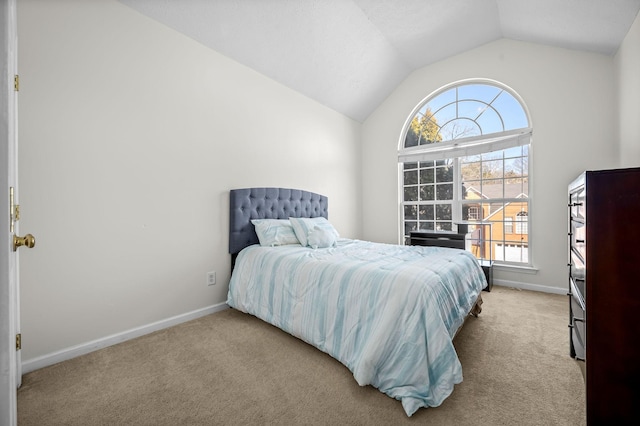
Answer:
(398, 79, 533, 268)
(505, 217, 513, 234)
(468, 206, 479, 220)
(401, 159, 457, 239)
(516, 211, 529, 235)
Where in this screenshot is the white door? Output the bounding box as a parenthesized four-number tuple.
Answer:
(2, 1, 31, 425)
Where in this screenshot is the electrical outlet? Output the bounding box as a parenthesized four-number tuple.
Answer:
(207, 271, 216, 286)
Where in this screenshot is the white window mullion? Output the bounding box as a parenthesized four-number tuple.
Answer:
(399, 128, 532, 163)
(452, 157, 463, 229)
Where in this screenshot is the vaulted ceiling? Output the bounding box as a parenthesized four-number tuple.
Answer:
(119, 0, 640, 122)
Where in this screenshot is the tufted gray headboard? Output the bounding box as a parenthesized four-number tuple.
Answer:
(229, 187, 328, 256)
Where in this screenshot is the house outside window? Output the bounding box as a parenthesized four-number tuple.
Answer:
(398, 79, 532, 266)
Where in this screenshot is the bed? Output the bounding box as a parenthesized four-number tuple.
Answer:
(227, 187, 487, 417)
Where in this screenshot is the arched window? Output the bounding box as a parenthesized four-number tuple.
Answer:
(399, 79, 532, 266)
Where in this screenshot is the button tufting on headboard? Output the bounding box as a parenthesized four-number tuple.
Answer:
(229, 187, 328, 255)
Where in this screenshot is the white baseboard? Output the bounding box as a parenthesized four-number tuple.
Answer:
(22, 302, 229, 374)
(493, 278, 567, 295)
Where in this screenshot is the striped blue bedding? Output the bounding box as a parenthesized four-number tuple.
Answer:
(227, 238, 487, 416)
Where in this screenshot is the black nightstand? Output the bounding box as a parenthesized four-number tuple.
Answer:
(410, 231, 493, 292)
(478, 260, 493, 292)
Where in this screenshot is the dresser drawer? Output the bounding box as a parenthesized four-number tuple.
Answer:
(569, 187, 586, 220)
(570, 250, 586, 297)
(570, 292, 586, 361)
(570, 219, 586, 260)
(571, 325, 586, 361)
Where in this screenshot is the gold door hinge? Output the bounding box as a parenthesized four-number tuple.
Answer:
(16, 333, 21, 350)
(14, 75, 19, 91)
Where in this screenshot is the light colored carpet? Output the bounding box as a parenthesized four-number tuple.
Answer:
(17, 286, 586, 425)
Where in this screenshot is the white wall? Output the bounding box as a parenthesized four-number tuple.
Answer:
(616, 10, 640, 166)
(17, 0, 361, 362)
(362, 39, 616, 292)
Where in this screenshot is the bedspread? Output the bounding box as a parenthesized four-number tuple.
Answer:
(227, 239, 487, 416)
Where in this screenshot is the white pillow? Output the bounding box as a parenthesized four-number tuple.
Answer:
(289, 217, 339, 247)
(251, 219, 300, 247)
(307, 225, 338, 249)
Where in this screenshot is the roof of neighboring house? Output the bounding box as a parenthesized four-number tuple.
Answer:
(464, 183, 528, 217)
(464, 183, 528, 200)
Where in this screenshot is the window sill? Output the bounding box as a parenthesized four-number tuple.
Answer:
(492, 263, 538, 275)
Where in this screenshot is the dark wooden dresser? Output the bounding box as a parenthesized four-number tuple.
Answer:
(568, 167, 640, 424)
(410, 231, 493, 291)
